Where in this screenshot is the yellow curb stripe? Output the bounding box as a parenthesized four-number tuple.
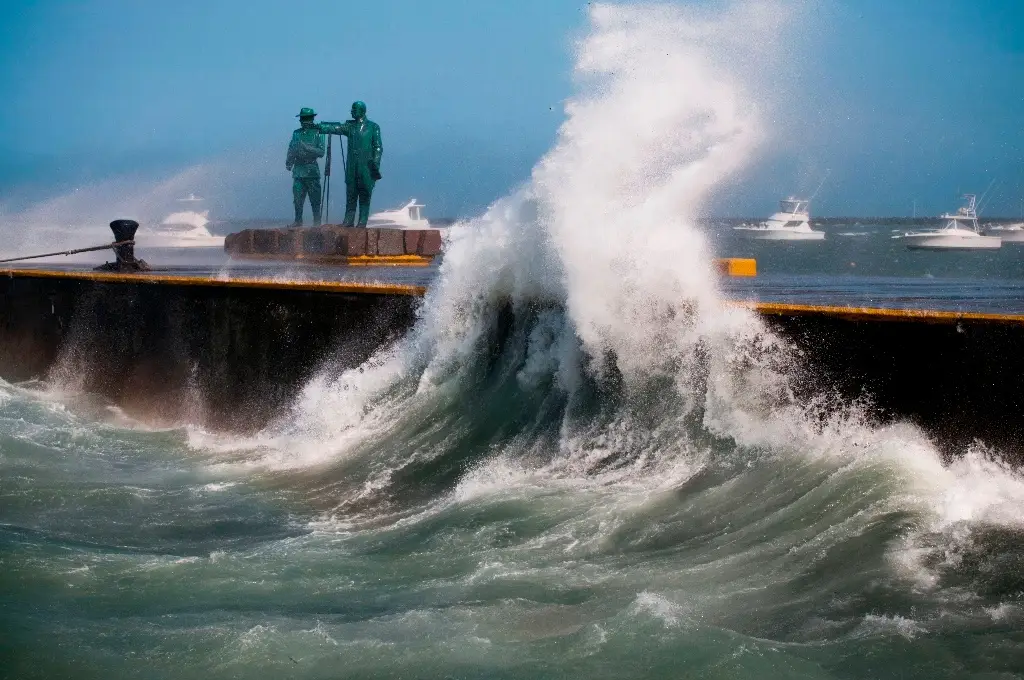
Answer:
(732, 300, 1024, 325)
(6, 268, 1022, 323)
(0, 268, 427, 297)
(231, 253, 434, 267)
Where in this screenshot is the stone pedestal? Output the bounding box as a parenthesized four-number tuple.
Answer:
(224, 226, 442, 264)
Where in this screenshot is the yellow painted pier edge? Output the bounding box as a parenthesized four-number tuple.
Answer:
(230, 253, 435, 267)
(225, 253, 758, 276)
(0, 268, 427, 297)
(731, 300, 1024, 325)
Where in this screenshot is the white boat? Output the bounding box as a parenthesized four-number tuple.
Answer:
(367, 199, 431, 230)
(144, 195, 224, 248)
(733, 198, 825, 240)
(982, 222, 1024, 243)
(900, 195, 1001, 250)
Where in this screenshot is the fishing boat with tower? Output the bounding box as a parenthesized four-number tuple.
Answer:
(900, 194, 1001, 250)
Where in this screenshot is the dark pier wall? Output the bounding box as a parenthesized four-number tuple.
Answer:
(0, 271, 420, 430)
(758, 305, 1024, 459)
(0, 269, 1022, 459)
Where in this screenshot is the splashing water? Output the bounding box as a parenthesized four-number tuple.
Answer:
(262, 1, 821, 491)
(0, 165, 216, 256)
(4, 3, 1024, 678)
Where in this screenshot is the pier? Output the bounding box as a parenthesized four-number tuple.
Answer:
(0, 264, 1019, 458)
(0, 267, 421, 430)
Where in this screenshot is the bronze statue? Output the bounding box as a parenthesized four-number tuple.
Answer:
(285, 107, 326, 227)
(318, 101, 383, 227)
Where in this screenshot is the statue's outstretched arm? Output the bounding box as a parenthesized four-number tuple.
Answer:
(318, 122, 351, 136)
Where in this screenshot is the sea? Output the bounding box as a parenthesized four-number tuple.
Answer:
(4, 3, 1024, 679)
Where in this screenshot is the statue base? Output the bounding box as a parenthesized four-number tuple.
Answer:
(224, 226, 442, 266)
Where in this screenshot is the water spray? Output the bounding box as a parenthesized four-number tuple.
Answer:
(0, 219, 149, 271)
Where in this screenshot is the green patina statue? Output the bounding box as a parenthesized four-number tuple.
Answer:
(285, 107, 326, 227)
(318, 101, 383, 227)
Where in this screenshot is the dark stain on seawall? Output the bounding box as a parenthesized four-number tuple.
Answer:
(0, 269, 421, 431)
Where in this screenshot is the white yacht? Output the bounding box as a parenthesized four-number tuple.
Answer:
(144, 195, 225, 248)
(734, 198, 825, 240)
(900, 194, 1001, 250)
(367, 199, 431, 230)
(982, 222, 1024, 243)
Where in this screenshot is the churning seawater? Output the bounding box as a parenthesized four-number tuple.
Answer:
(4, 3, 1024, 678)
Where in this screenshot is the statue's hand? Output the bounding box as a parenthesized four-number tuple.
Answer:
(286, 163, 293, 171)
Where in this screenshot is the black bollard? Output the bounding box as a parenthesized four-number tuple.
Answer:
(94, 219, 151, 272)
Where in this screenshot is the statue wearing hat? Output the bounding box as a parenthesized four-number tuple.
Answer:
(318, 101, 383, 227)
(285, 107, 326, 227)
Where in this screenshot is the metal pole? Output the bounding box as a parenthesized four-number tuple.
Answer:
(322, 134, 333, 224)
(0, 240, 133, 264)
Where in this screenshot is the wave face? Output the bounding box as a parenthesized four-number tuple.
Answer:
(3, 3, 1024, 678)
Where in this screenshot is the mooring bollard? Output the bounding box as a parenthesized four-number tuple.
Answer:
(95, 219, 150, 272)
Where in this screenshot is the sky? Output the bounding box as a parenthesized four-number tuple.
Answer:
(0, 0, 1022, 218)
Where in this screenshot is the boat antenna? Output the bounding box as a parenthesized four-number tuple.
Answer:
(977, 177, 1000, 216)
(808, 169, 831, 202)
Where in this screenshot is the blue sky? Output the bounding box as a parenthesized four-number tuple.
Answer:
(1, 0, 1022, 218)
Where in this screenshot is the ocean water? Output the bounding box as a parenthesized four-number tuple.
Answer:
(4, 3, 1024, 679)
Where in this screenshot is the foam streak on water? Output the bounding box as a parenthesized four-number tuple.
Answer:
(3, 3, 1024, 679)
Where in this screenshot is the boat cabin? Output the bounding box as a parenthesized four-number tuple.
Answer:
(779, 198, 810, 215)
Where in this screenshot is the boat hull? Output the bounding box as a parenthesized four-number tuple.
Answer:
(903, 233, 1001, 250)
(735, 229, 825, 241)
(143, 235, 225, 248)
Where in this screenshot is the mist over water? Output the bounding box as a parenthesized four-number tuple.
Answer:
(4, 3, 1024, 678)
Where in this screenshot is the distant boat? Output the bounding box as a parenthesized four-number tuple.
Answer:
(982, 221, 1024, 244)
(367, 198, 433, 230)
(900, 194, 1000, 250)
(733, 198, 825, 240)
(148, 210, 224, 248)
(144, 195, 224, 248)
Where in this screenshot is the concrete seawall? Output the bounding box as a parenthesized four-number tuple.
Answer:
(751, 303, 1024, 459)
(0, 269, 421, 430)
(0, 268, 1019, 459)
